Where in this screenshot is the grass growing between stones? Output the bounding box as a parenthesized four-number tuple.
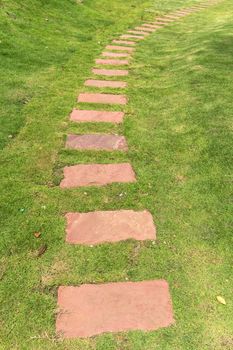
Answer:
(0, 0, 232, 349)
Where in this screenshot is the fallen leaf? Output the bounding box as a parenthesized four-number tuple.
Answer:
(34, 232, 41, 238)
(217, 296, 226, 305)
(37, 244, 47, 257)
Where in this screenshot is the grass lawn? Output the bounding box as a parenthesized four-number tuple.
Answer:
(0, 0, 232, 349)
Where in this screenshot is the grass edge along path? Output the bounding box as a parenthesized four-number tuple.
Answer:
(56, 0, 222, 340)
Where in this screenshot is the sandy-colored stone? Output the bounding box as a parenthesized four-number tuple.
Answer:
(60, 163, 136, 188)
(135, 26, 155, 32)
(106, 45, 134, 52)
(65, 134, 128, 151)
(65, 210, 156, 244)
(70, 110, 124, 123)
(127, 30, 149, 36)
(120, 34, 144, 40)
(112, 40, 136, 45)
(84, 79, 127, 88)
(56, 280, 174, 338)
(78, 93, 127, 105)
(95, 58, 129, 65)
(155, 17, 174, 22)
(102, 52, 130, 58)
(92, 68, 128, 76)
(142, 23, 162, 29)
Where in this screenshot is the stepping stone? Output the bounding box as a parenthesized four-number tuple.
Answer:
(120, 34, 144, 40)
(127, 30, 149, 36)
(135, 26, 155, 32)
(65, 134, 128, 151)
(70, 110, 124, 124)
(102, 52, 130, 58)
(112, 40, 136, 45)
(92, 68, 128, 76)
(60, 163, 136, 188)
(65, 210, 156, 244)
(153, 21, 167, 26)
(78, 93, 127, 105)
(56, 280, 174, 338)
(106, 45, 134, 52)
(84, 79, 127, 88)
(163, 15, 180, 19)
(142, 23, 162, 29)
(95, 59, 129, 66)
(155, 17, 174, 22)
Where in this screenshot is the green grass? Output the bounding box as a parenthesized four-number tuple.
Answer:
(0, 0, 233, 349)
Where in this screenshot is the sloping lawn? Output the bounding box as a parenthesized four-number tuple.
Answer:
(0, 0, 232, 349)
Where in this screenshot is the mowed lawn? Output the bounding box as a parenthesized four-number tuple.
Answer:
(0, 0, 232, 349)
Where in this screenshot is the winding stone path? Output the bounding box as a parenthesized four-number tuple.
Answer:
(57, 0, 220, 339)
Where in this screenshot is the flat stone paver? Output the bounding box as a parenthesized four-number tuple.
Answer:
(84, 79, 127, 88)
(78, 93, 127, 105)
(56, 280, 174, 338)
(153, 21, 167, 26)
(142, 23, 162, 29)
(95, 59, 129, 66)
(127, 30, 149, 36)
(65, 210, 156, 244)
(92, 68, 129, 76)
(106, 45, 134, 52)
(65, 134, 128, 151)
(164, 15, 180, 19)
(135, 26, 155, 32)
(70, 110, 124, 123)
(112, 40, 136, 45)
(102, 52, 130, 58)
(120, 34, 144, 40)
(60, 163, 136, 188)
(155, 17, 174, 22)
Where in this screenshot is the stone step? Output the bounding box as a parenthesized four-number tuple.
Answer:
(142, 23, 162, 29)
(84, 79, 127, 88)
(70, 110, 124, 123)
(60, 163, 136, 188)
(106, 45, 134, 52)
(112, 40, 136, 45)
(102, 52, 130, 58)
(92, 68, 129, 76)
(135, 26, 155, 32)
(56, 280, 174, 338)
(155, 17, 174, 22)
(65, 210, 156, 244)
(77, 93, 127, 105)
(95, 58, 129, 66)
(65, 134, 128, 151)
(120, 34, 144, 40)
(127, 30, 149, 36)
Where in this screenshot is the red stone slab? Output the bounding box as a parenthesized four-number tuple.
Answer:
(70, 110, 124, 124)
(106, 45, 134, 52)
(84, 79, 127, 88)
(60, 163, 136, 188)
(95, 59, 129, 66)
(102, 52, 130, 58)
(163, 15, 180, 19)
(127, 30, 149, 36)
(78, 93, 127, 105)
(92, 68, 128, 76)
(120, 34, 144, 40)
(135, 26, 155, 32)
(112, 40, 136, 45)
(65, 210, 156, 244)
(65, 134, 128, 151)
(155, 17, 174, 22)
(56, 280, 174, 338)
(142, 23, 162, 29)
